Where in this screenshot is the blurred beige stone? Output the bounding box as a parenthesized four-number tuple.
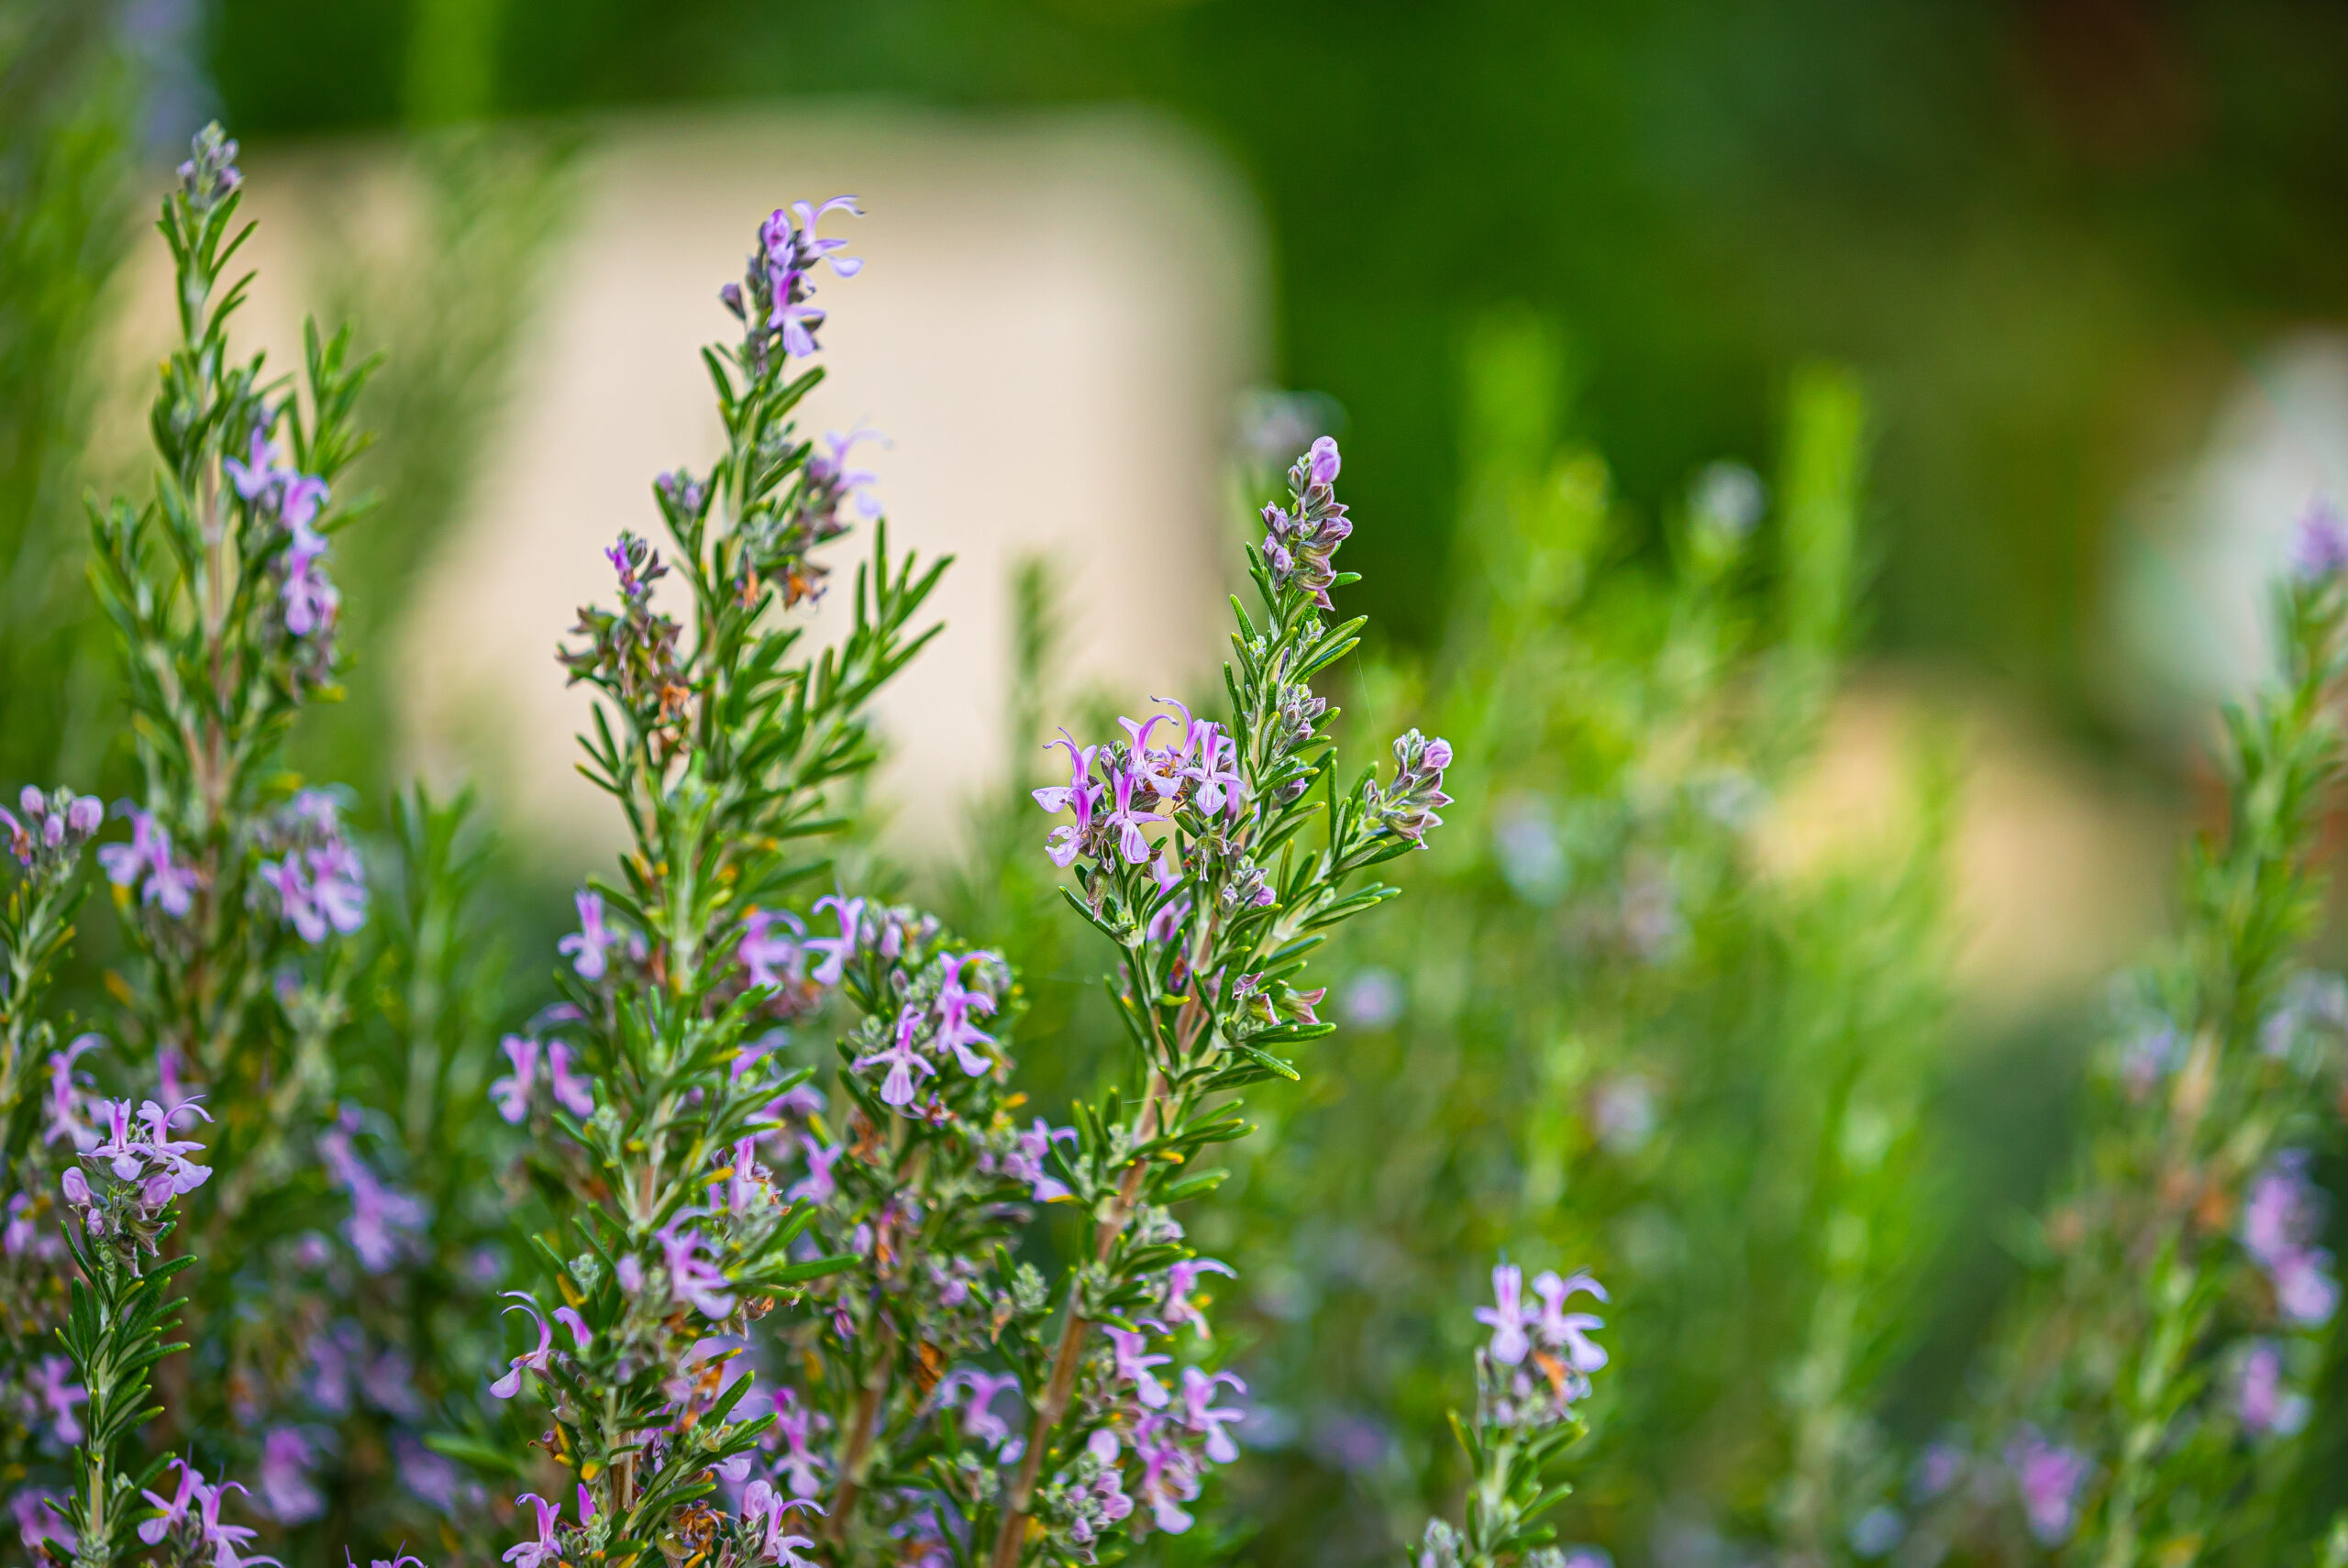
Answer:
(1758, 671, 2176, 1020)
(108, 107, 1265, 869)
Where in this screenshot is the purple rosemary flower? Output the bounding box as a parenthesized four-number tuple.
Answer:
(1160, 1256, 1236, 1336)
(2004, 1428, 2090, 1546)
(806, 425, 888, 524)
(788, 1135, 844, 1203)
(1102, 761, 1166, 865)
(558, 889, 618, 981)
(1178, 1367, 1246, 1463)
(657, 1219, 737, 1319)
(935, 953, 999, 1075)
(1365, 730, 1455, 845)
(855, 1005, 937, 1110)
(97, 808, 199, 917)
(138, 1458, 205, 1545)
(1532, 1269, 1610, 1371)
(2237, 1338, 2311, 1438)
(1035, 733, 1103, 867)
(1106, 1324, 1173, 1409)
(43, 1033, 101, 1151)
(2243, 1152, 2341, 1327)
(490, 1291, 558, 1398)
(1259, 436, 1353, 609)
(2295, 498, 2348, 580)
(259, 1426, 327, 1524)
(757, 197, 864, 358)
(177, 123, 241, 209)
(1134, 1417, 1203, 1533)
(770, 1388, 830, 1496)
(739, 907, 806, 989)
(741, 1481, 824, 1566)
(490, 1036, 540, 1124)
(318, 1121, 427, 1272)
(25, 1354, 84, 1447)
(1476, 1264, 1536, 1365)
(940, 1368, 1024, 1449)
(0, 784, 103, 870)
(548, 1041, 595, 1118)
(504, 1492, 564, 1568)
(805, 894, 865, 986)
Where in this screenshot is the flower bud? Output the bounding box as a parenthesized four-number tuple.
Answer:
(60, 1167, 88, 1206)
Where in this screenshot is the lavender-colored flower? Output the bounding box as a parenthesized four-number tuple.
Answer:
(558, 889, 618, 981)
(503, 1492, 564, 1568)
(98, 808, 198, 917)
(1532, 1269, 1609, 1371)
(177, 123, 241, 209)
(788, 1136, 844, 1204)
(806, 425, 887, 522)
(1260, 436, 1353, 610)
(1106, 1324, 1172, 1409)
(2243, 1152, 2341, 1327)
(394, 1433, 465, 1512)
(547, 1041, 595, 1118)
(258, 1426, 326, 1524)
(741, 1480, 824, 1566)
(490, 1291, 558, 1398)
(13, 1489, 75, 1555)
(1134, 1417, 1202, 1533)
(855, 1005, 937, 1110)
(1366, 730, 1454, 845)
(2005, 1428, 2090, 1546)
(318, 1122, 426, 1272)
(1102, 762, 1166, 866)
(138, 1458, 206, 1545)
(1475, 1264, 1535, 1365)
(770, 1387, 831, 1496)
(1034, 733, 1102, 868)
(739, 907, 807, 990)
(941, 1368, 1023, 1449)
(27, 1355, 84, 1446)
(490, 1036, 540, 1124)
(44, 1033, 101, 1152)
(657, 1219, 737, 1319)
(2236, 1339, 2311, 1438)
(1161, 1257, 1236, 1336)
(805, 894, 865, 986)
(2295, 498, 2348, 580)
(934, 952, 999, 1075)
(1178, 1367, 1246, 1463)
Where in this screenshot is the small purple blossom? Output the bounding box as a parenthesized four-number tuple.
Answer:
(97, 809, 199, 917)
(490, 1036, 540, 1124)
(2237, 1339, 2311, 1438)
(935, 952, 999, 1075)
(805, 894, 864, 986)
(2005, 1428, 2090, 1545)
(558, 889, 618, 981)
(504, 1492, 564, 1568)
(940, 1368, 1024, 1450)
(2295, 498, 2348, 580)
(855, 1005, 937, 1110)
(258, 1426, 326, 1524)
(490, 1291, 558, 1399)
(2243, 1152, 2340, 1327)
(739, 907, 807, 990)
(1106, 1324, 1172, 1409)
(788, 1136, 845, 1204)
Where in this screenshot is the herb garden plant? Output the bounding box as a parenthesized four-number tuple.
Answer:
(2, 122, 2346, 1568)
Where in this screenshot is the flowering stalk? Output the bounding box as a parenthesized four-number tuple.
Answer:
(484, 194, 941, 1566)
(967, 435, 1447, 1568)
(1415, 1262, 1611, 1568)
(1922, 505, 2348, 1565)
(85, 121, 376, 1161)
(50, 1092, 217, 1567)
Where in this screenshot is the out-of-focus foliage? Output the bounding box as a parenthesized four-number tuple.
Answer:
(1184, 324, 1958, 1568)
(205, 0, 2348, 717)
(0, 0, 136, 792)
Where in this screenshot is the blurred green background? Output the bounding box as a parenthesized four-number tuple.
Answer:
(206, 0, 2348, 722)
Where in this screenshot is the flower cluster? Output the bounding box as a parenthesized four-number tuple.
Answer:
(2243, 1152, 2340, 1328)
(256, 790, 368, 944)
(59, 1094, 214, 1261)
(1258, 436, 1351, 609)
(0, 788, 102, 878)
(721, 195, 863, 368)
(1418, 1258, 1611, 1568)
(96, 808, 201, 920)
